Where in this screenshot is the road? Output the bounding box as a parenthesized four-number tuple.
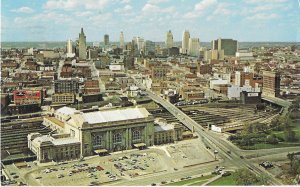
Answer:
(131, 75, 283, 185)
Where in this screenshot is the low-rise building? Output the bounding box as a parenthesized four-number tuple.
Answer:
(52, 93, 76, 104)
(154, 118, 184, 145)
(240, 91, 262, 104)
(28, 133, 81, 163)
(13, 89, 43, 105)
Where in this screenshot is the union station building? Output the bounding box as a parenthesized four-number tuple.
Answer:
(28, 106, 187, 163)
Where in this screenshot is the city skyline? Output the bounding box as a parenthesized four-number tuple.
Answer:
(2, 0, 300, 42)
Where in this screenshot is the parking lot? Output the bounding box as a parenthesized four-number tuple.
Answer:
(2, 138, 215, 186)
(166, 138, 215, 168)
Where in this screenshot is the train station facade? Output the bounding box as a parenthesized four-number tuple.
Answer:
(28, 106, 155, 162)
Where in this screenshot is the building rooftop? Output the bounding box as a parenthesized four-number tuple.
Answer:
(52, 137, 80, 145)
(45, 117, 65, 128)
(56, 106, 78, 115)
(33, 134, 80, 146)
(81, 107, 150, 124)
(154, 123, 174, 132)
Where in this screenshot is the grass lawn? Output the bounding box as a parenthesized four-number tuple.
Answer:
(208, 175, 236, 186)
(164, 175, 214, 186)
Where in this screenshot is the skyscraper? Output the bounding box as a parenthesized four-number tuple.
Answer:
(66, 39, 75, 58)
(165, 30, 173, 49)
(211, 38, 238, 56)
(135, 37, 144, 53)
(182, 30, 190, 54)
(120, 31, 124, 49)
(188, 38, 200, 57)
(78, 28, 86, 60)
(144, 40, 155, 55)
(104, 34, 109, 46)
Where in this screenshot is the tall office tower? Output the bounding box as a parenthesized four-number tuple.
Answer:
(165, 30, 173, 49)
(262, 71, 281, 97)
(67, 39, 73, 54)
(144, 40, 155, 55)
(211, 38, 238, 56)
(211, 39, 218, 50)
(120, 31, 125, 49)
(104, 34, 109, 46)
(78, 28, 87, 60)
(66, 39, 75, 58)
(188, 38, 200, 56)
(182, 30, 190, 54)
(136, 37, 144, 52)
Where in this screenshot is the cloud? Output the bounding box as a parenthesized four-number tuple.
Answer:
(245, 0, 287, 3)
(44, 0, 113, 10)
(148, 0, 170, 4)
(195, 0, 217, 11)
(142, 3, 175, 14)
(120, 0, 130, 3)
(246, 13, 279, 20)
(11, 7, 34, 13)
(183, 0, 217, 19)
(114, 5, 133, 15)
(75, 11, 93, 17)
(212, 3, 231, 15)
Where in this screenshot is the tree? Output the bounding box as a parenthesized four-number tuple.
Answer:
(287, 153, 300, 175)
(266, 134, 279, 144)
(284, 129, 296, 142)
(234, 168, 262, 185)
(253, 123, 268, 133)
(290, 159, 300, 175)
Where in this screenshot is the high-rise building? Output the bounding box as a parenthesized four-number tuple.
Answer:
(144, 40, 155, 55)
(78, 28, 87, 60)
(262, 71, 280, 97)
(165, 30, 173, 49)
(120, 31, 124, 49)
(66, 39, 75, 58)
(188, 38, 200, 57)
(104, 34, 109, 46)
(211, 38, 238, 56)
(67, 39, 73, 54)
(182, 30, 190, 54)
(135, 37, 144, 53)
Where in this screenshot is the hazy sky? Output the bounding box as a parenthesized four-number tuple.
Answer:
(2, 0, 300, 42)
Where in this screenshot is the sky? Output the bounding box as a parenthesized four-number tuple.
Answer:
(1, 0, 300, 42)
